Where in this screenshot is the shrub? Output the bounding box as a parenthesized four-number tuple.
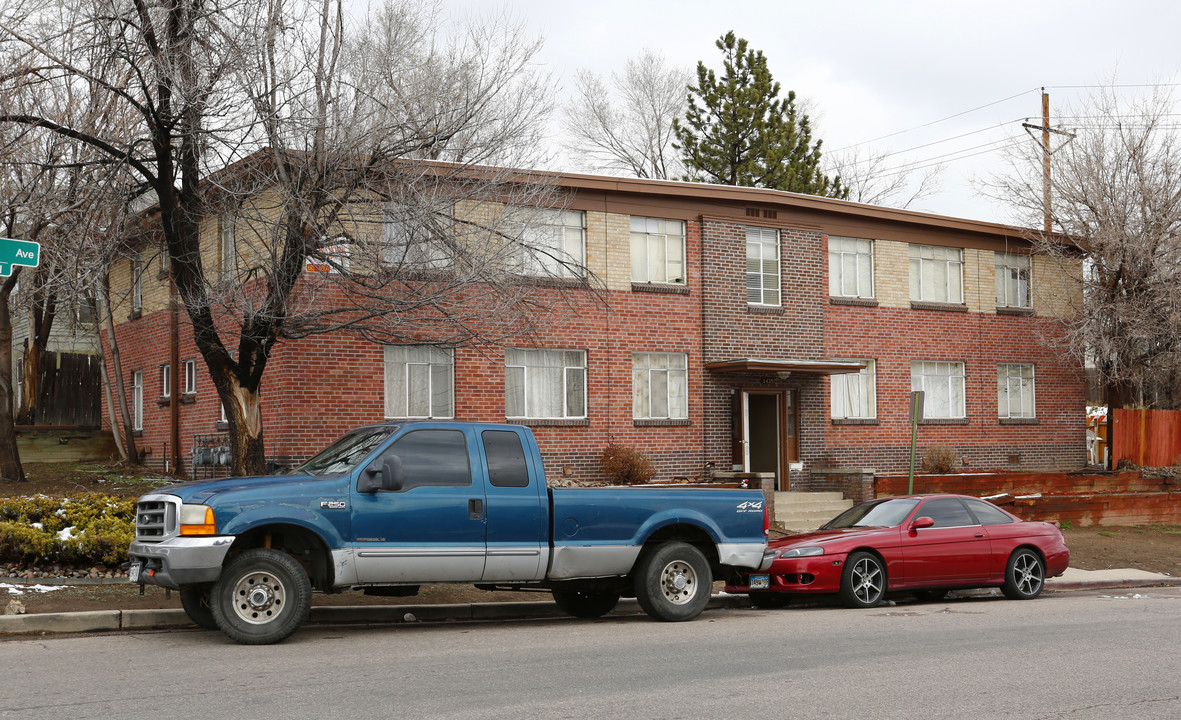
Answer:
(599, 444, 656, 485)
(0, 493, 136, 567)
(922, 444, 960, 474)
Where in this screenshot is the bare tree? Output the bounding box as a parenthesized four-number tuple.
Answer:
(1, 0, 569, 475)
(985, 83, 1181, 409)
(562, 49, 689, 179)
(825, 146, 943, 209)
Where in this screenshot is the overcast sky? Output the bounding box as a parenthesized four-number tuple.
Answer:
(436, 0, 1181, 225)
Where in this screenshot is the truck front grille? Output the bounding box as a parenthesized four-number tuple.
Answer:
(135, 496, 179, 542)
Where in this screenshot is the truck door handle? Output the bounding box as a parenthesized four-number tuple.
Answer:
(469, 498, 484, 520)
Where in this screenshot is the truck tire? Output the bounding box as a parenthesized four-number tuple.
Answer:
(179, 584, 218, 630)
(633, 541, 711, 622)
(210, 548, 312, 645)
(552, 589, 621, 618)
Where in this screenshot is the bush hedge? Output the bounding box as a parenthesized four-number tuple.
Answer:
(0, 494, 136, 567)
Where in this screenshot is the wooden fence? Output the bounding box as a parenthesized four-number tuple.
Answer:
(1111, 408, 1181, 467)
(29, 351, 101, 428)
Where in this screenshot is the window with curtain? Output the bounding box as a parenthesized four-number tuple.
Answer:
(512, 208, 585, 278)
(829, 236, 875, 298)
(995, 252, 1031, 308)
(909, 244, 963, 303)
(384, 346, 454, 419)
(629, 216, 685, 285)
(910, 361, 966, 418)
(997, 363, 1036, 418)
(505, 348, 586, 419)
(633, 352, 688, 419)
(831, 360, 876, 419)
(383, 202, 450, 270)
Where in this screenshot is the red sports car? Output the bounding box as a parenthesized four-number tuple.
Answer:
(725, 494, 1070, 608)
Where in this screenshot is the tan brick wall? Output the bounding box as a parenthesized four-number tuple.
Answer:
(963, 248, 994, 313)
(873, 239, 910, 309)
(597, 212, 633, 292)
(1032, 254, 1083, 319)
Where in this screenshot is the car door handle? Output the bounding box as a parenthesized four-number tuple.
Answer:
(975, 533, 985, 538)
(469, 498, 484, 520)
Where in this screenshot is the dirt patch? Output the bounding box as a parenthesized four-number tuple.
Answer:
(1061, 525, 1181, 576)
(2, 460, 178, 499)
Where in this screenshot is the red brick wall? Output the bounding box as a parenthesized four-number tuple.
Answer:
(822, 304, 1087, 474)
(105, 252, 710, 483)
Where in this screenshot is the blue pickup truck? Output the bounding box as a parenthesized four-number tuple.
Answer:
(128, 422, 772, 644)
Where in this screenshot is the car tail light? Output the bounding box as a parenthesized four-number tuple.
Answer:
(763, 503, 770, 536)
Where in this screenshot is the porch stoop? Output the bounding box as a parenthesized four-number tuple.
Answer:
(775, 491, 853, 532)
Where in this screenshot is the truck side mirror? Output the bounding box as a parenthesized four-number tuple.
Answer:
(359, 455, 404, 493)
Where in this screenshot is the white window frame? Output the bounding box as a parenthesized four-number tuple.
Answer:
(911, 361, 966, 419)
(829, 236, 875, 298)
(630, 216, 686, 285)
(132, 256, 143, 311)
(995, 252, 1032, 308)
(909, 244, 963, 303)
(383, 346, 455, 419)
(161, 364, 171, 399)
(382, 202, 449, 270)
(15, 358, 22, 412)
(632, 352, 689, 420)
(512, 208, 586, 278)
(132, 370, 143, 431)
(745, 227, 780, 306)
(184, 359, 197, 395)
(831, 360, 877, 420)
(505, 348, 587, 420)
(998, 363, 1036, 419)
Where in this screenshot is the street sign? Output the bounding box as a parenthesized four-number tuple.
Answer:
(0, 238, 40, 276)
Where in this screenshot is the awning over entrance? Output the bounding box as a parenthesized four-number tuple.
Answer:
(705, 358, 865, 375)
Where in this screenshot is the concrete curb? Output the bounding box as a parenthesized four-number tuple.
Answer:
(1, 580, 1176, 637)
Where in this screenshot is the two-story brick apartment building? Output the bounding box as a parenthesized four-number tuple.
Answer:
(104, 169, 1085, 490)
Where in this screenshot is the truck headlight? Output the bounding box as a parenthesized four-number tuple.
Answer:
(179, 504, 217, 535)
(778, 546, 824, 558)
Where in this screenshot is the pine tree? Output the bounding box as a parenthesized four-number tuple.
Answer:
(673, 32, 847, 198)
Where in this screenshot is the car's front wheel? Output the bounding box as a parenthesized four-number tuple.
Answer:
(839, 551, 886, 608)
(210, 548, 312, 645)
(1001, 548, 1045, 600)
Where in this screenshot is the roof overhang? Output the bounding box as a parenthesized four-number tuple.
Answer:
(705, 358, 866, 376)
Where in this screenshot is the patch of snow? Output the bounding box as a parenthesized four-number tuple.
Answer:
(56, 526, 77, 542)
(30, 522, 43, 530)
(2, 583, 71, 595)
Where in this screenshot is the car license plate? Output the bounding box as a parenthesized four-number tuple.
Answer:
(749, 574, 770, 590)
(128, 562, 141, 583)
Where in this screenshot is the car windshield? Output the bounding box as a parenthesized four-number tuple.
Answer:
(298, 427, 395, 476)
(823, 498, 921, 529)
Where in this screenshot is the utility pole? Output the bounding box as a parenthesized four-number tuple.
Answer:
(1022, 89, 1076, 235)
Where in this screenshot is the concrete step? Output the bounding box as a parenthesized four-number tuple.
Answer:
(774, 491, 853, 532)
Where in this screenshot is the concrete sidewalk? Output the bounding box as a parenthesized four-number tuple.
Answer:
(2, 568, 1177, 637)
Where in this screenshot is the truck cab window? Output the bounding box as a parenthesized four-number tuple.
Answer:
(382, 429, 471, 490)
(482, 430, 529, 488)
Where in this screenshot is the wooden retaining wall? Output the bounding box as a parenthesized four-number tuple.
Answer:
(16, 427, 118, 463)
(875, 471, 1180, 527)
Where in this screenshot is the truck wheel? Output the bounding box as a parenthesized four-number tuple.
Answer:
(179, 584, 218, 630)
(552, 589, 620, 618)
(633, 541, 711, 622)
(210, 548, 312, 645)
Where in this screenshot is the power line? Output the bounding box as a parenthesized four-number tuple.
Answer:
(834, 121, 1020, 170)
(831, 88, 1039, 152)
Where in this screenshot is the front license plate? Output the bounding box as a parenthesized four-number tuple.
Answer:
(749, 574, 770, 590)
(127, 562, 141, 583)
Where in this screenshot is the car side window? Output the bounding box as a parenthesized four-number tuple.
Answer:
(965, 499, 1016, 526)
(918, 498, 978, 528)
(482, 430, 530, 488)
(381, 429, 471, 490)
